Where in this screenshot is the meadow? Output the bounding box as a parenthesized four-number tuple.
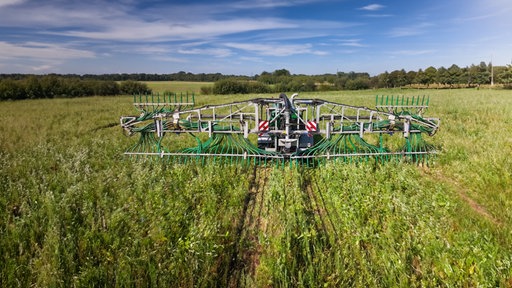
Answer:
(1, 86, 511, 287)
(143, 81, 212, 94)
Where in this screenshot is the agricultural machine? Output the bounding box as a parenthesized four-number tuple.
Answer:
(120, 92, 440, 165)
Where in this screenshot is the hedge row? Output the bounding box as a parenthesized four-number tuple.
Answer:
(0, 77, 151, 100)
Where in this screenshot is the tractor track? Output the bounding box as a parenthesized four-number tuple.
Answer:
(227, 166, 269, 288)
(426, 169, 501, 226)
(300, 170, 339, 245)
(311, 178, 340, 242)
(91, 122, 119, 132)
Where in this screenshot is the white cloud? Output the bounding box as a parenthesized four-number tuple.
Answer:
(0, 0, 506, 75)
(231, 0, 324, 9)
(152, 56, 188, 63)
(0, 41, 95, 60)
(224, 42, 326, 56)
(0, 41, 95, 73)
(55, 18, 296, 42)
(388, 23, 434, 37)
(239, 56, 264, 62)
(178, 48, 233, 58)
(135, 46, 173, 55)
(31, 64, 55, 71)
(337, 39, 365, 47)
(0, 0, 303, 43)
(389, 50, 436, 56)
(453, 8, 511, 23)
(364, 14, 392, 18)
(0, 0, 25, 8)
(359, 4, 385, 11)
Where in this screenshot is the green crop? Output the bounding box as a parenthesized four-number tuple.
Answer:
(1, 89, 511, 287)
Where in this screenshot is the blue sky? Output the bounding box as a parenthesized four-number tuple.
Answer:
(0, 0, 510, 75)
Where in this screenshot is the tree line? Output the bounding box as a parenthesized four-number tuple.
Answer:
(1, 61, 511, 100)
(0, 71, 242, 82)
(207, 63, 512, 94)
(255, 62, 511, 89)
(0, 76, 151, 100)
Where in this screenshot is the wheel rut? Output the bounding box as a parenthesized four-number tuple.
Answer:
(426, 169, 501, 226)
(299, 170, 339, 245)
(227, 166, 269, 287)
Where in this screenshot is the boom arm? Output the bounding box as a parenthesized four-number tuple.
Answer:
(120, 93, 440, 164)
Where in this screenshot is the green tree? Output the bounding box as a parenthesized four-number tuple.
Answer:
(424, 66, 437, 87)
(256, 71, 273, 84)
(213, 79, 249, 94)
(414, 69, 428, 86)
(273, 69, 291, 77)
(498, 64, 512, 86)
(447, 64, 462, 87)
(406, 71, 417, 86)
(464, 62, 490, 87)
(388, 69, 407, 87)
(303, 79, 316, 92)
(39, 75, 62, 98)
(91, 80, 120, 96)
(0, 79, 24, 100)
(345, 77, 370, 90)
(377, 71, 390, 88)
(24, 76, 42, 99)
(477, 61, 491, 84)
(247, 81, 271, 94)
(119, 80, 152, 95)
(436, 67, 449, 86)
(334, 72, 349, 89)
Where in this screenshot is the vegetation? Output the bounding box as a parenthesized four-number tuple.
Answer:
(212, 79, 272, 95)
(0, 71, 234, 82)
(0, 76, 152, 100)
(143, 81, 212, 94)
(1, 88, 511, 286)
(2, 61, 512, 99)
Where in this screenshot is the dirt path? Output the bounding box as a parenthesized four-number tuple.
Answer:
(426, 169, 501, 226)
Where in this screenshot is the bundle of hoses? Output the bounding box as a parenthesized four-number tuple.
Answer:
(176, 134, 282, 165)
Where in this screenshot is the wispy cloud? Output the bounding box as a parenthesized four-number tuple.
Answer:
(53, 18, 296, 42)
(453, 9, 511, 23)
(0, 1, 129, 29)
(0, 41, 95, 60)
(389, 49, 436, 56)
(0, 0, 510, 75)
(388, 23, 434, 37)
(119, 43, 233, 60)
(364, 13, 393, 18)
(0, 0, 25, 8)
(178, 48, 233, 58)
(359, 4, 385, 11)
(0, 40, 94, 72)
(243, 20, 358, 43)
(239, 56, 264, 62)
(336, 39, 365, 47)
(31, 64, 55, 71)
(224, 42, 326, 56)
(151, 56, 188, 63)
(134, 45, 174, 55)
(229, 0, 315, 9)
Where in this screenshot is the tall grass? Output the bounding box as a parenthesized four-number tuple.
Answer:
(1, 89, 512, 287)
(143, 81, 213, 94)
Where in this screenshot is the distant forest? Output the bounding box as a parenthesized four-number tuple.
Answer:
(1, 61, 511, 100)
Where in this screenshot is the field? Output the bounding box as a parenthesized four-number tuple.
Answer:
(1, 87, 512, 287)
(143, 81, 213, 94)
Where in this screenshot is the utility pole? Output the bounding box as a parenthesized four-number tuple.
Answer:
(491, 55, 494, 86)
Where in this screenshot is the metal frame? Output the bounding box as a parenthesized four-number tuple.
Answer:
(120, 93, 440, 164)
